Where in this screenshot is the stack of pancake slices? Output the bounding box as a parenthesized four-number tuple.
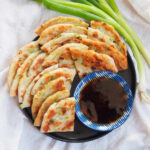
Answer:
(7, 16, 128, 133)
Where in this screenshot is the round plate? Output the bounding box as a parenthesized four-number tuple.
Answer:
(22, 37, 136, 143)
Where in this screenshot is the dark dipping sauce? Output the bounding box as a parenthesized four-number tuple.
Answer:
(79, 77, 127, 124)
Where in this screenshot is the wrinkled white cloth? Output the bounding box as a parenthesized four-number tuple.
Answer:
(0, 0, 150, 150)
(128, 0, 150, 23)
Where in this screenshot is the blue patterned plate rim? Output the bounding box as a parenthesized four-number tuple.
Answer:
(74, 71, 134, 132)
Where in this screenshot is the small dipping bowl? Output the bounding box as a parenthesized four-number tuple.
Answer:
(74, 71, 134, 132)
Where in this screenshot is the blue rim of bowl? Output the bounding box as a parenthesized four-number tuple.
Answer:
(74, 71, 134, 132)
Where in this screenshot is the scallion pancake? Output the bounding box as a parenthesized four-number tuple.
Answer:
(41, 33, 87, 53)
(10, 51, 40, 96)
(34, 90, 70, 126)
(40, 97, 75, 133)
(31, 68, 76, 96)
(18, 53, 46, 103)
(35, 16, 88, 35)
(42, 43, 88, 68)
(32, 76, 72, 119)
(22, 65, 58, 108)
(89, 21, 127, 56)
(69, 47, 118, 78)
(8, 41, 39, 88)
(38, 24, 87, 45)
(81, 38, 128, 70)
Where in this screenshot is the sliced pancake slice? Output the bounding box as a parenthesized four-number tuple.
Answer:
(81, 39, 128, 70)
(40, 97, 75, 133)
(41, 33, 87, 52)
(10, 51, 40, 96)
(34, 90, 70, 126)
(42, 43, 88, 68)
(89, 21, 127, 56)
(38, 24, 87, 45)
(31, 68, 76, 96)
(18, 53, 46, 103)
(42, 33, 127, 70)
(32, 77, 71, 119)
(69, 47, 118, 78)
(22, 65, 58, 108)
(28, 53, 46, 76)
(35, 16, 88, 35)
(8, 41, 39, 88)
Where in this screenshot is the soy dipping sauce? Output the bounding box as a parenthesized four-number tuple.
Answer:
(79, 77, 127, 124)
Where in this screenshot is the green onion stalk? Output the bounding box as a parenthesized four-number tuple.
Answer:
(33, 0, 150, 102)
(97, 0, 150, 66)
(32, 0, 43, 2)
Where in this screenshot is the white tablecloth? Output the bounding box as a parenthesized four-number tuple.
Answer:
(0, 0, 150, 150)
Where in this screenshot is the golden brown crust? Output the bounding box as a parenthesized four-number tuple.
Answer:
(38, 24, 87, 45)
(35, 16, 88, 35)
(10, 52, 40, 96)
(32, 79, 65, 118)
(81, 39, 128, 70)
(7, 42, 39, 89)
(69, 47, 118, 78)
(69, 48, 118, 75)
(41, 33, 87, 53)
(31, 68, 76, 96)
(18, 53, 47, 103)
(90, 21, 127, 56)
(62, 120, 74, 131)
(92, 21, 120, 41)
(34, 90, 69, 126)
(47, 110, 56, 120)
(40, 98, 75, 133)
(32, 58, 44, 71)
(42, 44, 77, 69)
(53, 80, 65, 91)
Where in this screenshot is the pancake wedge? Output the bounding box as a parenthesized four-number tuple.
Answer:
(81, 39, 128, 70)
(18, 53, 46, 103)
(89, 21, 127, 56)
(8, 41, 39, 88)
(34, 90, 70, 126)
(40, 97, 75, 133)
(32, 77, 71, 119)
(69, 47, 118, 78)
(38, 24, 87, 45)
(41, 33, 87, 52)
(42, 33, 127, 70)
(42, 43, 88, 68)
(31, 68, 76, 96)
(35, 16, 88, 35)
(10, 51, 40, 96)
(22, 65, 58, 108)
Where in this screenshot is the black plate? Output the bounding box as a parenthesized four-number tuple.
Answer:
(22, 37, 136, 143)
